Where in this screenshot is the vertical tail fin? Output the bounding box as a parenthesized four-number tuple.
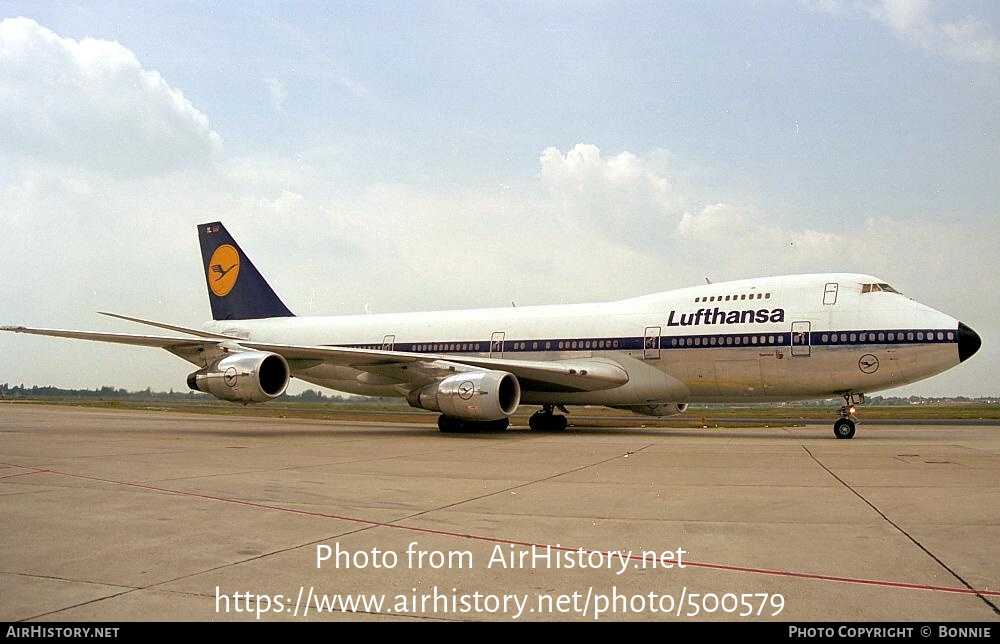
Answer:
(198, 222, 295, 320)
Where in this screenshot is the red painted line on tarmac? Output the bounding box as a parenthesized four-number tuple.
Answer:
(3, 460, 997, 598)
(0, 464, 50, 479)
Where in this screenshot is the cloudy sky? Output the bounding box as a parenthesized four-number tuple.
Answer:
(1, 1, 997, 399)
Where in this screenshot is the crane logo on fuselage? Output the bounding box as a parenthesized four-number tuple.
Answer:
(208, 244, 240, 297)
(666, 307, 786, 327)
(859, 354, 879, 374)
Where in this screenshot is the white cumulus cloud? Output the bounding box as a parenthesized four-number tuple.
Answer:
(0, 17, 223, 175)
(809, 0, 1000, 63)
(872, 0, 1000, 63)
(677, 203, 755, 239)
(539, 143, 681, 247)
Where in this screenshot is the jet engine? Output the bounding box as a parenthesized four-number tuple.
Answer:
(621, 403, 689, 417)
(406, 370, 521, 421)
(187, 351, 290, 403)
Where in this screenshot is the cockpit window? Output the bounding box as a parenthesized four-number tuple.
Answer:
(861, 283, 901, 295)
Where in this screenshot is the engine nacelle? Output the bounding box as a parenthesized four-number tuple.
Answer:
(406, 370, 521, 421)
(622, 403, 689, 417)
(187, 351, 290, 403)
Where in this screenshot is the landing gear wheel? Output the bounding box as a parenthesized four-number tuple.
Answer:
(833, 418, 856, 439)
(832, 392, 862, 439)
(528, 410, 568, 432)
(484, 418, 510, 432)
(438, 415, 464, 433)
(438, 416, 510, 433)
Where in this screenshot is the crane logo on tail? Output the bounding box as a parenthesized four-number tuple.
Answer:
(208, 244, 240, 297)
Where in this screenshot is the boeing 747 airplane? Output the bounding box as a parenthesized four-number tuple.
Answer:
(2, 222, 982, 438)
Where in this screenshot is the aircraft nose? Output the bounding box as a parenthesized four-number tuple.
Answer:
(958, 322, 982, 362)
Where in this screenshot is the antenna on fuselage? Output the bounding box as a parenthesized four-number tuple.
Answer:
(704, 277, 712, 285)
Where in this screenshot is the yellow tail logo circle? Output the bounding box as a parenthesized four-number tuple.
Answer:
(208, 244, 240, 297)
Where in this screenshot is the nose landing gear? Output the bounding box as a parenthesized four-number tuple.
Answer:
(833, 393, 863, 439)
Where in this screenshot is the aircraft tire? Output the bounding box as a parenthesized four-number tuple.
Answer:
(833, 418, 856, 439)
(439, 416, 509, 433)
(483, 418, 510, 432)
(529, 413, 568, 432)
(438, 415, 465, 433)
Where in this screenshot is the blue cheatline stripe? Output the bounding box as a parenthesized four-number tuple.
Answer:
(327, 328, 958, 354)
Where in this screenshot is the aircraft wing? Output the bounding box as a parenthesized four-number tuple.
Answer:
(238, 339, 629, 393)
(0, 325, 231, 366)
(0, 326, 210, 350)
(2, 323, 629, 394)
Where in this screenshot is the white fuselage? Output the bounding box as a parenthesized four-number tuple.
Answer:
(203, 273, 965, 406)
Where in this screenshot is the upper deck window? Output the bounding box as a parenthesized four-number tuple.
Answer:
(861, 283, 901, 294)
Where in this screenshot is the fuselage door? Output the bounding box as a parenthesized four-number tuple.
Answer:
(643, 326, 662, 360)
(823, 282, 839, 305)
(490, 331, 505, 358)
(381, 334, 395, 351)
(791, 321, 811, 357)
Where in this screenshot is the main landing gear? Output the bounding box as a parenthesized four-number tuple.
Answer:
(833, 393, 864, 439)
(528, 404, 569, 432)
(437, 416, 510, 433)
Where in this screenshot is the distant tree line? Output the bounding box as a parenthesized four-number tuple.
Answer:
(1, 383, 994, 406)
(694, 394, 998, 407)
